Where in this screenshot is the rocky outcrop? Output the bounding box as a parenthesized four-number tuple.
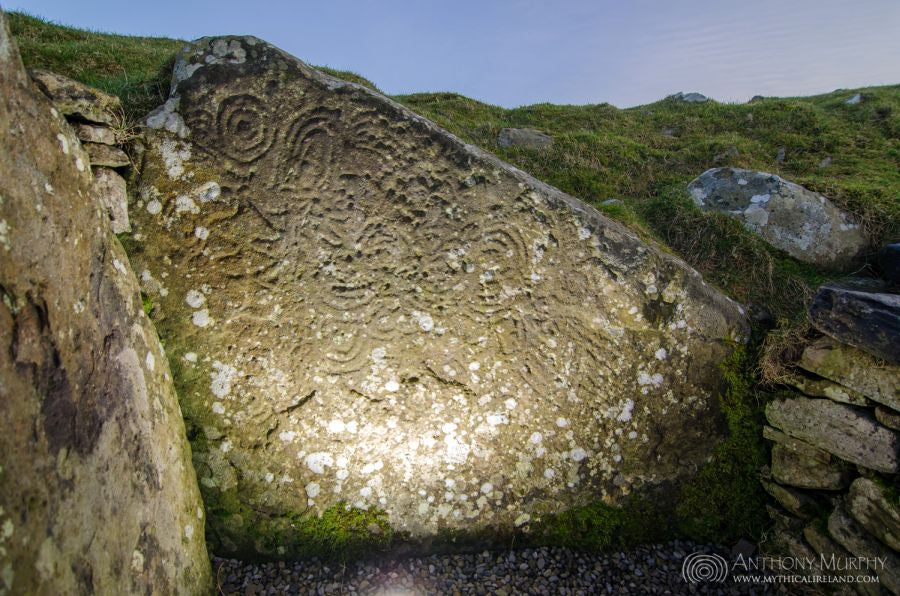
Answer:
(687, 168, 867, 269)
(30, 68, 133, 235)
(29, 68, 123, 125)
(808, 282, 900, 364)
(670, 92, 709, 103)
(129, 35, 748, 556)
(762, 273, 900, 593)
(765, 398, 898, 473)
(0, 12, 209, 595)
(497, 127, 553, 149)
(799, 337, 899, 411)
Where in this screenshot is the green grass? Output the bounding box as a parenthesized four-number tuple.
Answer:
(12, 10, 898, 552)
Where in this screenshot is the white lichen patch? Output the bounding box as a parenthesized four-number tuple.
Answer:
(175, 194, 199, 214)
(194, 226, 210, 240)
(192, 309, 212, 327)
(56, 133, 69, 155)
(210, 361, 237, 398)
(305, 452, 334, 474)
(146, 199, 163, 215)
(145, 352, 155, 372)
(146, 97, 190, 138)
(411, 310, 434, 332)
(185, 289, 206, 309)
(112, 259, 128, 275)
(616, 399, 635, 422)
(159, 138, 191, 179)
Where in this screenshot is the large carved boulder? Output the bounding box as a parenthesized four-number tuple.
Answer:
(130, 35, 748, 556)
(0, 13, 210, 594)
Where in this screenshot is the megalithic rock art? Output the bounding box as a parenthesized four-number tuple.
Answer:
(131, 35, 749, 556)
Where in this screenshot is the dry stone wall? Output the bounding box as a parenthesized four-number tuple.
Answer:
(0, 12, 210, 595)
(763, 273, 899, 594)
(130, 35, 748, 556)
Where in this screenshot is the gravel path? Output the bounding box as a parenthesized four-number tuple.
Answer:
(213, 540, 783, 595)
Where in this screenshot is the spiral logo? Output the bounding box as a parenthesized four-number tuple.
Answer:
(681, 552, 729, 583)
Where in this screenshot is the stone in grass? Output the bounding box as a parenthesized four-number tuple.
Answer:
(29, 68, 122, 125)
(84, 142, 130, 168)
(782, 373, 871, 407)
(670, 91, 709, 103)
(91, 167, 130, 234)
(765, 396, 899, 473)
(829, 507, 900, 594)
(799, 337, 900, 412)
(687, 167, 867, 269)
(771, 444, 853, 491)
(75, 122, 118, 145)
(878, 243, 900, 285)
(808, 282, 900, 365)
(846, 477, 900, 552)
(497, 127, 553, 149)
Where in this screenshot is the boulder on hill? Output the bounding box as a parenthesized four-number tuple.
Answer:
(497, 127, 553, 149)
(0, 11, 210, 594)
(130, 34, 749, 556)
(688, 167, 868, 269)
(670, 91, 709, 103)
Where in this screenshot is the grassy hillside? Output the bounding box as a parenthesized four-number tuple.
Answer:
(8, 9, 898, 550)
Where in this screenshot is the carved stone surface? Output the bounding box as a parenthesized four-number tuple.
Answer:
(131, 35, 748, 556)
(0, 12, 209, 595)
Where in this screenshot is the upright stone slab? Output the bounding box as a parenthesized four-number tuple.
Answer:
(0, 13, 210, 595)
(131, 36, 748, 556)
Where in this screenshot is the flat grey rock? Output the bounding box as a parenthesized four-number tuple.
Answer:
(808, 282, 900, 364)
(688, 168, 867, 269)
(497, 127, 553, 149)
(766, 396, 899, 473)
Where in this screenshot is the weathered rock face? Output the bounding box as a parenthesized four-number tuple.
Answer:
(799, 337, 900, 411)
(670, 92, 709, 103)
(846, 478, 900, 553)
(766, 397, 899, 473)
(29, 68, 122, 125)
(130, 35, 747, 556)
(687, 168, 867, 269)
(0, 13, 209, 595)
(808, 282, 900, 364)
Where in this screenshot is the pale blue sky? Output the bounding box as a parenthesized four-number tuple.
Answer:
(9, 0, 900, 107)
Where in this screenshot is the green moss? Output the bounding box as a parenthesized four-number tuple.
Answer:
(204, 492, 394, 561)
(141, 292, 153, 316)
(675, 341, 771, 544)
(531, 493, 673, 551)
